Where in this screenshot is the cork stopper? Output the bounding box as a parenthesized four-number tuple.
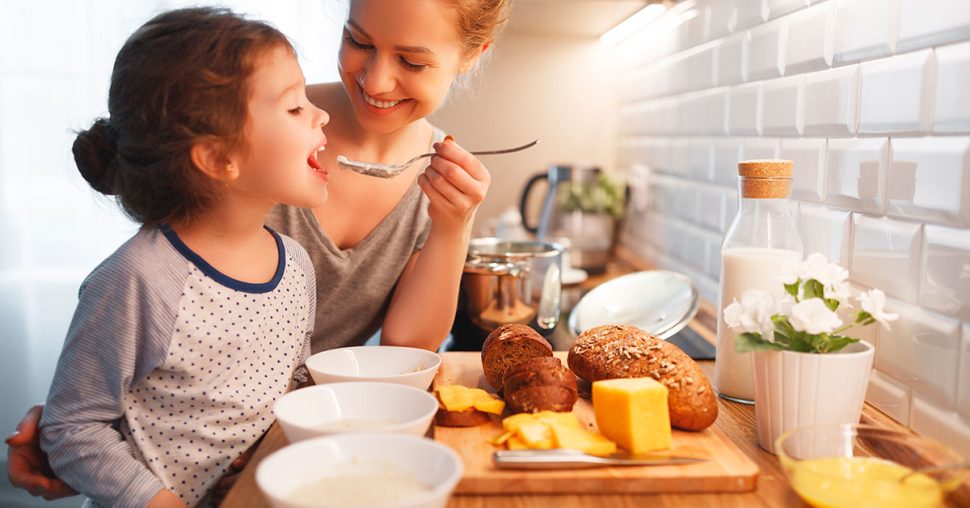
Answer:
(738, 159, 793, 199)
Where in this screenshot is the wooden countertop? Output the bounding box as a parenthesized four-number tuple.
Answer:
(221, 246, 970, 507)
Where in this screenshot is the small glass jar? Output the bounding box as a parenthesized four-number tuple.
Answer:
(714, 160, 803, 404)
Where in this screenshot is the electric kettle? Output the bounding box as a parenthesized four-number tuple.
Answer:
(518, 164, 618, 273)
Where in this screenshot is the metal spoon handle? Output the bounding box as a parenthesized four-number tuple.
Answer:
(899, 459, 970, 482)
(407, 139, 540, 164)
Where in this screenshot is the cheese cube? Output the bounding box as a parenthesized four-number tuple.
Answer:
(592, 377, 672, 453)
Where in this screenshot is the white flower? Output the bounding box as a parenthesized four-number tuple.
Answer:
(724, 290, 777, 341)
(801, 253, 850, 288)
(789, 298, 843, 335)
(858, 289, 899, 330)
(777, 259, 802, 286)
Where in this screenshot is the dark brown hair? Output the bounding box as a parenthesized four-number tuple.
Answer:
(73, 7, 292, 225)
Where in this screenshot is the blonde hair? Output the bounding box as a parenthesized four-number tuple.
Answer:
(448, 0, 511, 58)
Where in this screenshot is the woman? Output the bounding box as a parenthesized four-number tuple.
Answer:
(8, 0, 510, 501)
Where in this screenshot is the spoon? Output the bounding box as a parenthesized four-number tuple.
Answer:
(898, 458, 970, 483)
(335, 139, 540, 178)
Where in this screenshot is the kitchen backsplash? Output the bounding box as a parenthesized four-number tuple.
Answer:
(613, 0, 970, 454)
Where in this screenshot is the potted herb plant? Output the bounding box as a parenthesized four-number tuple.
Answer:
(723, 253, 899, 453)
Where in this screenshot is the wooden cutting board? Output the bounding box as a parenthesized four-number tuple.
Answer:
(432, 352, 759, 495)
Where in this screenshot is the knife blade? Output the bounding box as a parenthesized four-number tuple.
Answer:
(493, 449, 706, 470)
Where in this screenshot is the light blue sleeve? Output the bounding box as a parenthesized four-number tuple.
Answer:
(39, 229, 188, 508)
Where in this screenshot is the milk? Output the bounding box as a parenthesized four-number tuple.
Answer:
(715, 247, 801, 402)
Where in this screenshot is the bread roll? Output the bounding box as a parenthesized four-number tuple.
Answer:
(503, 357, 578, 414)
(568, 324, 718, 431)
(481, 324, 553, 390)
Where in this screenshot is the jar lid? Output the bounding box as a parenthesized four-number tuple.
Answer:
(738, 159, 793, 198)
(738, 159, 793, 178)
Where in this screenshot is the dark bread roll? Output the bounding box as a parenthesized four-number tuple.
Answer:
(503, 357, 578, 414)
(481, 324, 553, 390)
(568, 324, 718, 431)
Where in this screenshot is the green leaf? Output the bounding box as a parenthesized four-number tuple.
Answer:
(824, 297, 840, 312)
(784, 282, 800, 299)
(734, 333, 786, 353)
(856, 310, 873, 324)
(787, 333, 815, 353)
(803, 279, 825, 300)
(823, 335, 860, 353)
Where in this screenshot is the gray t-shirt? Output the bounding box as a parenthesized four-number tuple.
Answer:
(266, 127, 444, 352)
(39, 225, 315, 507)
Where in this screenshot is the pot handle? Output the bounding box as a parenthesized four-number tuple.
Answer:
(536, 262, 561, 330)
(518, 172, 548, 234)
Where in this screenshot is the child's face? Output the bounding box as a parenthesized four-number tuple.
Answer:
(339, 0, 478, 134)
(234, 45, 331, 208)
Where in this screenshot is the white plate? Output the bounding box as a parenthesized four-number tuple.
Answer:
(568, 270, 698, 339)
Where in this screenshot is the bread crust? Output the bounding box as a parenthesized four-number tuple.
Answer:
(434, 406, 492, 427)
(568, 324, 718, 431)
(481, 324, 553, 389)
(503, 357, 578, 413)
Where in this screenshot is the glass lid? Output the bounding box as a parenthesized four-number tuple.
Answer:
(567, 270, 699, 339)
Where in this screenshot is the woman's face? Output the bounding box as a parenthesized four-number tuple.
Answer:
(339, 0, 475, 135)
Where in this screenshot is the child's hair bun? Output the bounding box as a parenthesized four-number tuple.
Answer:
(73, 118, 118, 195)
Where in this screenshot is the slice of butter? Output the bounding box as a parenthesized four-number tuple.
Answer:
(592, 377, 672, 453)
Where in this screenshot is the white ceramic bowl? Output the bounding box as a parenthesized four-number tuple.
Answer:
(257, 433, 463, 508)
(305, 345, 441, 389)
(274, 382, 438, 443)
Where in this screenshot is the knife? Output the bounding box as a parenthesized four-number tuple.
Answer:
(493, 449, 706, 470)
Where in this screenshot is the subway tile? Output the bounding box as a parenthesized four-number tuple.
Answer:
(748, 19, 787, 80)
(783, 1, 834, 74)
(850, 214, 921, 303)
(683, 6, 710, 49)
(798, 203, 850, 265)
(685, 42, 720, 92)
(858, 50, 935, 135)
(717, 32, 749, 86)
(833, 0, 899, 65)
(781, 138, 826, 202)
(713, 138, 744, 186)
(887, 137, 970, 226)
(875, 298, 960, 409)
(695, 185, 726, 232)
(707, 1, 738, 40)
(766, 0, 812, 20)
(920, 225, 970, 322)
(960, 325, 970, 423)
(668, 138, 690, 176)
(866, 369, 911, 426)
(728, 82, 762, 135)
(742, 137, 780, 161)
(826, 138, 888, 213)
(761, 75, 804, 135)
(735, 0, 768, 31)
(897, 0, 970, 53)
(705, 233, 722, 280)
(910, 395, 970, 457)
(687, 139, 713, 181)
(934, 42, 970, 133)
(803, 65, 859, 136)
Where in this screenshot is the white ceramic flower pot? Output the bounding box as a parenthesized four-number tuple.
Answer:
(751, 340, 874, 454)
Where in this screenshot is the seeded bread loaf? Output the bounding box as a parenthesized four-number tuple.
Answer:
(503, 357, 578, 414)
(567, 324, 718, 431)
(481, 324, 553, 390)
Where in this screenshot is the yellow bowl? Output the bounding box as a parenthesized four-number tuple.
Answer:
(776, 424, 967, 508)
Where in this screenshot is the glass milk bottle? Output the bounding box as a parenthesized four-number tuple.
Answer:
(715, 160, 803, 403)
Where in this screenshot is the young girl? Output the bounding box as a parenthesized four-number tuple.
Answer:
(38, 7, 329, 507)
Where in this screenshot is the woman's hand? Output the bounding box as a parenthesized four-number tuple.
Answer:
(5, 405, 78, 500)
(418, 135, 491, 232)
(209, 441, 259, 506)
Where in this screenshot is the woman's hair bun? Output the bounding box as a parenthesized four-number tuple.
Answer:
(73, 118, 119, 195)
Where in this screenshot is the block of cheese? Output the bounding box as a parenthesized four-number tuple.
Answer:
(592, 377, 672, 453)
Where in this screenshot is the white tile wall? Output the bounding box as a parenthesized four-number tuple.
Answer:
(866, 369, 911, 425)
(832, 0, 899, 65)
(826, 137, 888, 213)
(784, 1, 834, 74)
(934, 42, 970, 133)
(888, 137, 970, 226)
(803, 65, 859, 136)
(857, 50, 935, 134)
(920, 225, 970, 322)
(877, 298, 961, 408)
(614, 0, 970, 441)
(850, 214, 921, 303)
